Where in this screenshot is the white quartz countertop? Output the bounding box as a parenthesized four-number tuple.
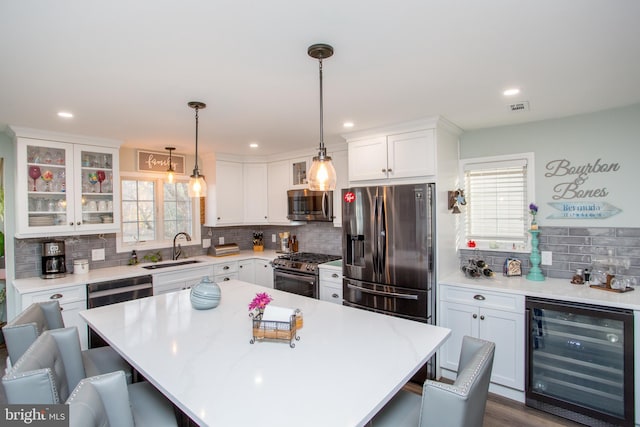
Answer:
(80, 280, 450, 427)
(319, 259, 342, 271)
(441, 272, 640, 311)
(13, 250, 279, 294)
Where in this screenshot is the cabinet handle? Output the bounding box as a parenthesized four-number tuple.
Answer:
(387, 168, 392, 172)
(264, 265, 268, 268)
(381, 169, 387, 173)
(69, 222, 74, 226)
(472, 313, 478, 319)
(240, 265, 243, 269)
(50, 293, 63, 300)
(473, 294, 485, 301)
(223, 277, 230, 281)
(332, 293, 339, 299)
(223, 266, 229, 270)
(331, 273, 339, 278)
(264, 216, 267, 219)
(217, 217, 221, 220)
(480, 315, 485, 320)
(77, 221, 81, 226)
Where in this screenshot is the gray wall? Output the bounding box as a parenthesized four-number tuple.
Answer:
(459, 104, 640, 281)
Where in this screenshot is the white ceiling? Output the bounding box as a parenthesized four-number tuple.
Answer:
(1, 1, 639, 157)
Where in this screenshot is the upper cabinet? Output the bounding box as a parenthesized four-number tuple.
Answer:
(348, 129, 435, 182)
(267, 160, 290, 225)
(211, 160, 244, 226)
(243, 163, 268, 224)
(12, 127, 122, 238)
(330, 149, 348, 227)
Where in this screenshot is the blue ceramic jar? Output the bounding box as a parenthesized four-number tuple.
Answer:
(190, 276, 221, 310)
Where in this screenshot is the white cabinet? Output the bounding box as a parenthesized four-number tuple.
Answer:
(153, 265, 214, 295)
(329, 149, 348, 227)
(13, 129, 121, 237)
(254, 259, 274, 289)
(214, 160, 244, 225)
(18, 284, 89, 350)
(243, 163, 268, 224)
(213, 261, 239, 282)
(290, 157, 310, 188)
(347, 129, 435, 182)
(238, 259, 256, 283)
(267, 160, 290, 224)
(319, 266, 343, 304)
(439, 284, 525, 391)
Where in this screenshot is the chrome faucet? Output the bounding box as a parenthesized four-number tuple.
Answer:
(172, 232, 192, 260)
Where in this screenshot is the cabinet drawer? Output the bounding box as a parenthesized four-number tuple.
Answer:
(153, 265, 214, 283)
(215, 272, 239, 282)
(320, 269, 342, 284)
(320, 283, 343, 304)
(440, 285, 524, 312)
(22, 285, 87, 307)
(213, 262, 238, 276)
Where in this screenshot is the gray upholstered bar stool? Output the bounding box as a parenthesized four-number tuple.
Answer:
(2, 328, 177, 426)
(370, 336, 495, 427)
(2, 300, 132, 382)
(67, 371, 178, 427)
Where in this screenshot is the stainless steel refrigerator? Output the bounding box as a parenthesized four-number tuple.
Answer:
(342, 183, 435, 324)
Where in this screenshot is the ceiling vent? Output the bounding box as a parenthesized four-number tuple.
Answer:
(508, 101, 530, 112)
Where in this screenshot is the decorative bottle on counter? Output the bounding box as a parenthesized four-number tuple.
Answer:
(190, 276, 221, 310)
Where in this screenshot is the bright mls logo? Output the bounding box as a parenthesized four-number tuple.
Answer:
(1, 405, 68, 426)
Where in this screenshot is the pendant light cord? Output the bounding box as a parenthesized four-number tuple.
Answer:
(318, 58, 325, 153)
(194, 105, 200, 174)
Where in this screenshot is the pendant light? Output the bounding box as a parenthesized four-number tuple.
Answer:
(307, 43, 337, 191)
(187, 101, 207, 198)
(165, 146, 176, 183)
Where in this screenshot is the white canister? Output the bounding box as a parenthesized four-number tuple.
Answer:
(74, 259, 89, 275)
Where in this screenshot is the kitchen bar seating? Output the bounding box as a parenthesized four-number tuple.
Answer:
(2, 300, 132, 382)
(67, 371, 176, 427)
(371, 336, 495, 427)
(2, 328, 178, 426)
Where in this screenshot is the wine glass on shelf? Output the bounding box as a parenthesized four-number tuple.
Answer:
(96, 170, 106, 193)
(41, 170, 54, 192)
(88, 172, 99, 193)
(29, 166, 41, 191)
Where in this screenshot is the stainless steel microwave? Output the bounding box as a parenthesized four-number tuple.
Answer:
(287, 189, 334, 222)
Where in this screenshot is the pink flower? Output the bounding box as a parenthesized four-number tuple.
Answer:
(248, 292, 272, 311)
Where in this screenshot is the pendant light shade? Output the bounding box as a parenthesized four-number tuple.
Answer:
(187, 101, 207, 198)
(165, 146, 176, 183)
(308, 43, 337, 191)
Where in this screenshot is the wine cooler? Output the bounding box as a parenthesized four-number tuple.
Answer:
(526, 297, 634, 426)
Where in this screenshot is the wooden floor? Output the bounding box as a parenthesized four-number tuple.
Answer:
(404, 382, 582, 427)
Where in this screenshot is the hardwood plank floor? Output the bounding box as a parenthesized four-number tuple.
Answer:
(403, 382, 581, 427)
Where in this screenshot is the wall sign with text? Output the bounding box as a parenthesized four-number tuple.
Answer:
(137, 150, 185, 174)
(544, 157, 622, 219)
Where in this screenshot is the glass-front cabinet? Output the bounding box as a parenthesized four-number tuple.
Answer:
(14, 130, 121, 237)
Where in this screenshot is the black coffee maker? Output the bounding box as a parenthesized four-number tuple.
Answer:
(42, 241, 67, 279)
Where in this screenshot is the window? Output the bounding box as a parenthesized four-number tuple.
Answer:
(460, 153, 534, 252)
(116, 173, 201, 253)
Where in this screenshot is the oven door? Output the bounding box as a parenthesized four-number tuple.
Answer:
(274, 269, 318, 299)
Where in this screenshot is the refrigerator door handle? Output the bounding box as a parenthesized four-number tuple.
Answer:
(373, 197, 379, 277)
(379, 197, 387, 275)
(346, 283, 419, 300)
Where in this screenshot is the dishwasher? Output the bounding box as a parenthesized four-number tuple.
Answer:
(87, 275, 153, 348)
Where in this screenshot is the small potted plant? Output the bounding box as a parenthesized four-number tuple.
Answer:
(248, 292, 272, 317)
(252, 231, 264, 251)
(529, 203, 539, 230)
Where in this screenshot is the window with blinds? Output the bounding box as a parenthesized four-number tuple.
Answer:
(461, 154, 534, 250)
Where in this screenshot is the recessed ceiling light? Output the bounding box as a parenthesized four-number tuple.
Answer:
(249, 143, 259, 148)
(503, 88, 520, 96)
(57, 111, 74, 118)
(343, 121, 354, 128)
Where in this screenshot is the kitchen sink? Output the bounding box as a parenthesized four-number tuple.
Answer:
(142, 259, 202, 270)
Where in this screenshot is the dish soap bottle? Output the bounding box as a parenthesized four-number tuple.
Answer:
(129, 250, 139, 265)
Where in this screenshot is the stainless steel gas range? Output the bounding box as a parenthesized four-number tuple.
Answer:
(272, 252, 341, 299)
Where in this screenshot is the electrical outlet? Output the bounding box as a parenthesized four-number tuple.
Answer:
(202, 238, 211, 249)
(541, 251, 553, 265)
(91, 248, 105, 261)
(219, 237, 224, 245)
(272, 234, 276, 243)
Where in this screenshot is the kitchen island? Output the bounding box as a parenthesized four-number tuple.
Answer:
(80, 280, 450, 427)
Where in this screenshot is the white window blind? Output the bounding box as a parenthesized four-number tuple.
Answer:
(464, 159, 528, 242)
